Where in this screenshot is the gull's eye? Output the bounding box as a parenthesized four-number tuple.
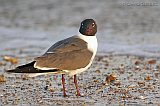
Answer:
(92, 23, 95, 27)
(81, 23, 84, 28)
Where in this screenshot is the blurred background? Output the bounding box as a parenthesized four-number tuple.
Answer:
(0, 0, 160, 57)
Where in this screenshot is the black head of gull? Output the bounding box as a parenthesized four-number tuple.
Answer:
(79, 19, 97, 36)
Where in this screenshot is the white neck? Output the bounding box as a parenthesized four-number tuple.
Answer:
(77, 34, 98, 55)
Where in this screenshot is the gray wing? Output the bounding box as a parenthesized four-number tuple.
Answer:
(45, 36, 85, 53)
(34, 36, 93, 70)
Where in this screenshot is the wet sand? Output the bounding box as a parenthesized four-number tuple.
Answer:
(1, 0, 160, 56)
(0, 54, 160, 105)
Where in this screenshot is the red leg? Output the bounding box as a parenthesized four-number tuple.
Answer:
(74, 75, 81, 96)
(62, 74, 67, 97)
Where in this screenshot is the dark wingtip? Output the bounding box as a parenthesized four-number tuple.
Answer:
(5, 61, 36, 73)
(5, 69, 16, 73)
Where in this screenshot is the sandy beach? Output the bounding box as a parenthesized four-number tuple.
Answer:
(0, 54, 160, 105)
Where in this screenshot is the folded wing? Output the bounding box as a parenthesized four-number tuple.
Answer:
(34, 36, 93, 70)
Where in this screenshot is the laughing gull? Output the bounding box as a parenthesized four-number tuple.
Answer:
(7, 19, 98, 97)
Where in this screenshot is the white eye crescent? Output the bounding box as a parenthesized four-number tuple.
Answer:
(92, 23, 95, 27)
